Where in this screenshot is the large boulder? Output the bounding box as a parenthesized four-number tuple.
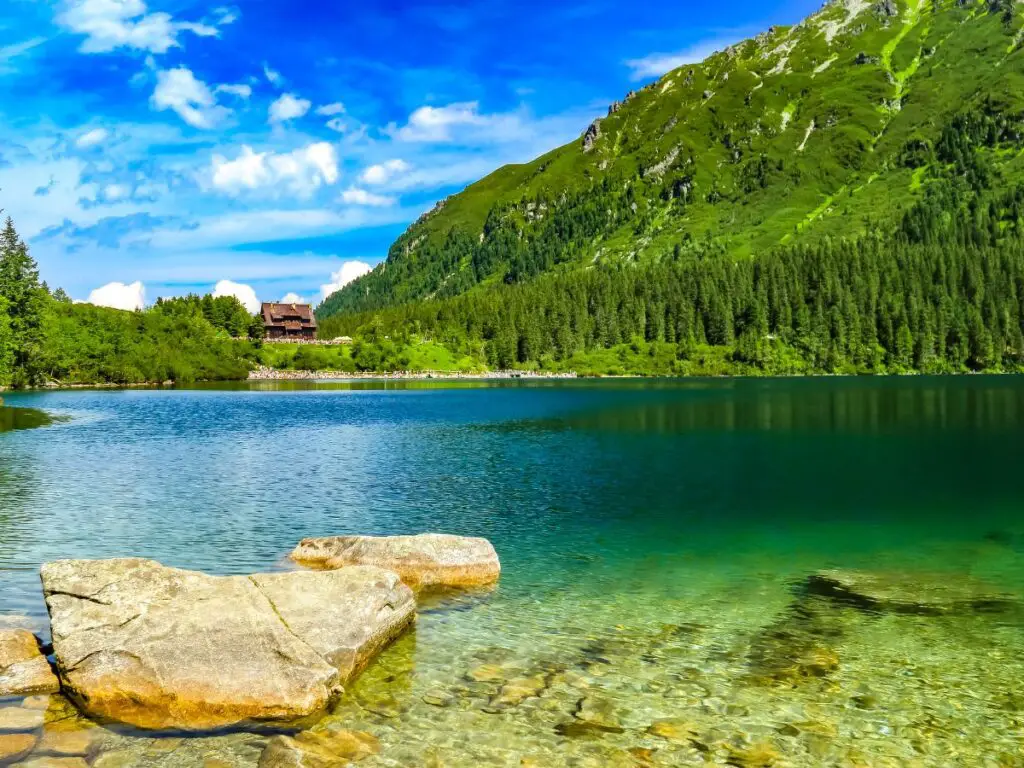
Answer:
(807, 569, 1019, 614)
(41, 559, 415, 731)
(0, 629, 59, 696)
(291, 534, 500, 588)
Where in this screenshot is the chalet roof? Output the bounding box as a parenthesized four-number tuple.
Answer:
(261, 302, 317, 328)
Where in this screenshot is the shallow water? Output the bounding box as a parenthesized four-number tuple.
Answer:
(1, 378, 1023, 766)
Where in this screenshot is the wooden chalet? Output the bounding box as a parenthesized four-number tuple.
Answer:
(261, 302, 317, 340)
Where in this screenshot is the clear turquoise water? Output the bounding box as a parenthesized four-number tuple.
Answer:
(1, 378, 1023, 766)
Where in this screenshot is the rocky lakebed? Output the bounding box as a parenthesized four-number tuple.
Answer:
(0, 535, 1021, 767)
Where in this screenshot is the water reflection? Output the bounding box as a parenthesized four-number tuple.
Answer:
(508, 377, 1024, 434)
(0, 406, 51, 433)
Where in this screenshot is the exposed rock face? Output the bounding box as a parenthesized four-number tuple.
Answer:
(291, 534, 500, 588)
(582, 119, 602, 152)
(42, 559, 415, 730)
(873, 0, 898, 17)
(807, 569, 1019, 614)
(0, 629, 59, 696)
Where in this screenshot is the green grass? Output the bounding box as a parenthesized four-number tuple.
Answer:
(320, 0, 1024, 323)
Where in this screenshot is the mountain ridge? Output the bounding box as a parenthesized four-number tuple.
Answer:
(319, 0, 1024, 320)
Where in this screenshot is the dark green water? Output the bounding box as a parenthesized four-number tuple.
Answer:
(0, 378, 1022, 766)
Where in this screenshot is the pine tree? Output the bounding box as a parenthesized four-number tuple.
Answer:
(0, 218, 45, 384)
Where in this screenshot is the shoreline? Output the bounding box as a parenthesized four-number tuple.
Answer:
(246, 366, 579, 381)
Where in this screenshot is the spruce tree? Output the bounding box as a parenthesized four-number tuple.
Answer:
(0, 217, 46, 383)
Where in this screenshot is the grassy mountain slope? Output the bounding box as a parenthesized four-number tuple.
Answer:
(320, 0, 1024, 319)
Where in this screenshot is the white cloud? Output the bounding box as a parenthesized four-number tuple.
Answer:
(211, 142, 339, 197)
(268, 92, 311, 124)
(103, 183, 128, 201)
(151, 67, 229, 128)
(340, 187, 395, 207)
(0, 37, 46, 76)
(213, 279, 259, 313)
(75, 127, 109, 149)
(624, 37, 741, 80)
(263, 63, 282, 86)
(390, 101, 486, 142)
(315, 102, 345, 116)
(56, 0, 221, 55)
(320, 261, 371, 302)
(360, 158, 410, 185)
(325, 118, 347, 134)
(215, 83, 251, 99)
(87, 280, 145, 310)
(280, 292, 305, 304)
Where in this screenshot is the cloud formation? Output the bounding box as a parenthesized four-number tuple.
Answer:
(211, 142, 339, 197)
(389, 101, 486, 142)
(320, 261, 371, 302)
(0, 37, 46, 76)
(75, 127, 109, 148)
(315, 102, 344, 116)
(280, 292, 305, 304)
(88, 280, 146, 310)
(340, 187, 395, 207)
(56, 0, 220, 55)
(624, 37, 741, 80)
(268, 93, 310, 123)
(215, 83, 252, 99)
(213, 279, 260, 313)
(360, 159, 410, 185)
(150, 67, 229, 128)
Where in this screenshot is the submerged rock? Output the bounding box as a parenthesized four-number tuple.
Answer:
(0, 733, 37, 763)
(746, 601, 845, 687)
(42, 558, 415, 730)
(0, 629, 60, 696)
(572, 696, 625, 733)
(35, 728, 95, 757)
(20, 759, 89, 768)
(259, 728, 379, 767)
(291, 534, 500, 588)
(806, 568, 1019, 614)
(0, 706, 45, 731)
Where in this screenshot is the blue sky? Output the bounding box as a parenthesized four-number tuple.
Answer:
(0, 0, 821, 311)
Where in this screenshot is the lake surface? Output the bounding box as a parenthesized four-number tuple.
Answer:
(1, 378, 1023, 766)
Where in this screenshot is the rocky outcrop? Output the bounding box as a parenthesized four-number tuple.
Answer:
(291, 534, 500, 588)
(807, 568, 1019, 614)
(873, 0, 898, 17)
(0, 630, 59, 696)
(42, 559, 415, 730)
(582, 119, 601, 152)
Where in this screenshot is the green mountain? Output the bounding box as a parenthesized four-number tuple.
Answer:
(316, 0, 1024, 376)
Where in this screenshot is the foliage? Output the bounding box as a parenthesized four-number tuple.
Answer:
(313, 1, 1024, 377)
(320, 178, 1024, 376)
(0, 216, 255, 388)
(319, 0, 1024, 319)
(0, 217, 46, 385)
(154, 294, 264, 339)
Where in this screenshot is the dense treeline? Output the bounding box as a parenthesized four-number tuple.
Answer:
(316, 101, 1024, 376)
(321, 233, 1024, 375)
(0, 216, 255, 388)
